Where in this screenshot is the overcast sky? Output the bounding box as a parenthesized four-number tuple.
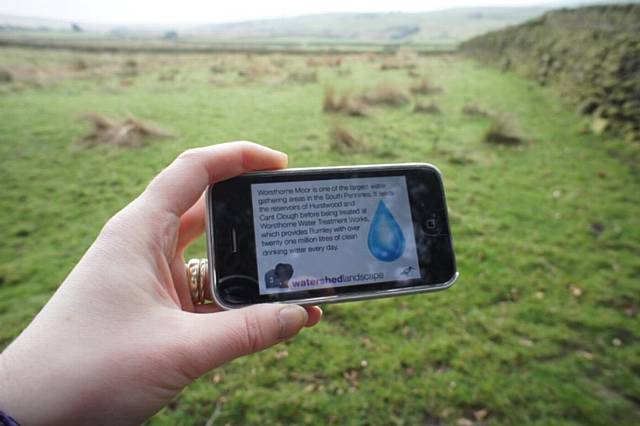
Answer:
(0, 0, 553, 24)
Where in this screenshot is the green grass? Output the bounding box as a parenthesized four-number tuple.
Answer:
(1, 47, 639, 425)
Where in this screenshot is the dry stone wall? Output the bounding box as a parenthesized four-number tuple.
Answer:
(461, 4, 640, 142)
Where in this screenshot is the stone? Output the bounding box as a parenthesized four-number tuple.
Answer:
(591, 117, 610, 134)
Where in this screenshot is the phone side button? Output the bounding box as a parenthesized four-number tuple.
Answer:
(231, 228, 238, 253)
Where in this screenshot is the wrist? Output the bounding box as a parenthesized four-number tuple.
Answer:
(2, 336, 42, 426)
(0, 352, 19, 424)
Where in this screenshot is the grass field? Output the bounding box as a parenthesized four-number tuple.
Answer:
(0, 47, 639, 425)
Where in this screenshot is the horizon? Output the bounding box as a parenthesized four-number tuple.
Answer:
(0, 0, 574, 26)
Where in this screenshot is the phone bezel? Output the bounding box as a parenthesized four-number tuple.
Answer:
(205, 163, 458, 309)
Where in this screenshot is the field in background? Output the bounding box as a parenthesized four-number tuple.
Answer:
(0, 46, 639, 425)
(0, 6, 549, 48)
(0, 37, 455, 55)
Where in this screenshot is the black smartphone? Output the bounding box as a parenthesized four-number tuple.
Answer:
(205, 163, 457, 308)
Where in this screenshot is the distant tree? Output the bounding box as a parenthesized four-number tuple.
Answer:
(389, 25, 420, 40)
(71, 22, 83, 32)
(163, 31, 178, 40)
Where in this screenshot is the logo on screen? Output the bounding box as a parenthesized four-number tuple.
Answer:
(265, 263, 294, 289)
(367, 200, 405, 262)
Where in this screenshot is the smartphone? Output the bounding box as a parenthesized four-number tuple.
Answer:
(205, 163, 457, 309)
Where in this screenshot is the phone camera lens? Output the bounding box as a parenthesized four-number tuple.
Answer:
(425, 214, 440, 235)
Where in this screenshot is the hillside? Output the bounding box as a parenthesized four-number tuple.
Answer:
(461, 4, 640, 142)
(1, 7, 551, 47)
(198, 7, 548, 45)
(2, 3, 637, 47)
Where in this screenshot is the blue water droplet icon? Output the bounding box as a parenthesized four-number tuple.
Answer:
(368, 200, 406, 262)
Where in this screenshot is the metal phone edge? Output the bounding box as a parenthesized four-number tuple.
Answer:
(205, 163, 457, 310)
(236, 162, 443, 177)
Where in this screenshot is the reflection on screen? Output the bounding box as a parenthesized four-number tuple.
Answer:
(251, 176, 420, 295)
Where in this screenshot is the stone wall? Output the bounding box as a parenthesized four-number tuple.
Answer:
(461, 4, 640, 142)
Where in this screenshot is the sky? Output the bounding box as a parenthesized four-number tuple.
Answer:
(0, 0, 553, 25)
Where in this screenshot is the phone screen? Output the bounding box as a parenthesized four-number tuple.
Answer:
(251, 176, 421, 295)
(209, 164, 457, 307)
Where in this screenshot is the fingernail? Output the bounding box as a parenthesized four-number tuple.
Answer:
(270, 148, 287, 159)
(277, 305, 308, 339)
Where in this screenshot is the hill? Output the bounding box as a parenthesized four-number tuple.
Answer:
(2, 2, 637, 48)
(197, 7, 548, 45)
(0, 7, 556, 47)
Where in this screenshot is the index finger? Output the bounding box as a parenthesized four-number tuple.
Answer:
(142, 142, 288, 217)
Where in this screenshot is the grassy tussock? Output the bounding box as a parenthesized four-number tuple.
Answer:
(379, 50, 418, 71)
(158, 69, 179, 82)
(483, 117, 523, 146)
(322, 88, 340, 112)
(360, 82, 410, 107)
(0, 68, 14, 83)
(270, 56, 288, 68)
(239, 61, 277, 80)
(329, 123, 366, 153)
(413, 101, 441, 114)
(70, 59, 89, 71)
(287, 70, 318, 84)
(462, 103, 489, 117)
(121, 59, 138, 77)
(409, 78, 443, 95)
(209, 63, 227, 74)
(379, 57, 406, 71)
(79, 113, 171, 147)
(306, 56, 342, 68)
(323, 88, 369, 117)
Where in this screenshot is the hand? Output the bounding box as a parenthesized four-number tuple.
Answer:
(0, 142, 322, 425)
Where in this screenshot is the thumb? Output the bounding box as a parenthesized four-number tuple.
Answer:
(184, 304, 308, 376)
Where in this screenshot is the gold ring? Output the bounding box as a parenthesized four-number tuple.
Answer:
(186, 258, 207, 304)
(199, 259, 208, 304)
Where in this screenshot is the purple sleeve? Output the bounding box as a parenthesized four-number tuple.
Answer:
(0, 411, 20, 426)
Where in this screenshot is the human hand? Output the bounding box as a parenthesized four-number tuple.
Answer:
(0, 142, 322, 425)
